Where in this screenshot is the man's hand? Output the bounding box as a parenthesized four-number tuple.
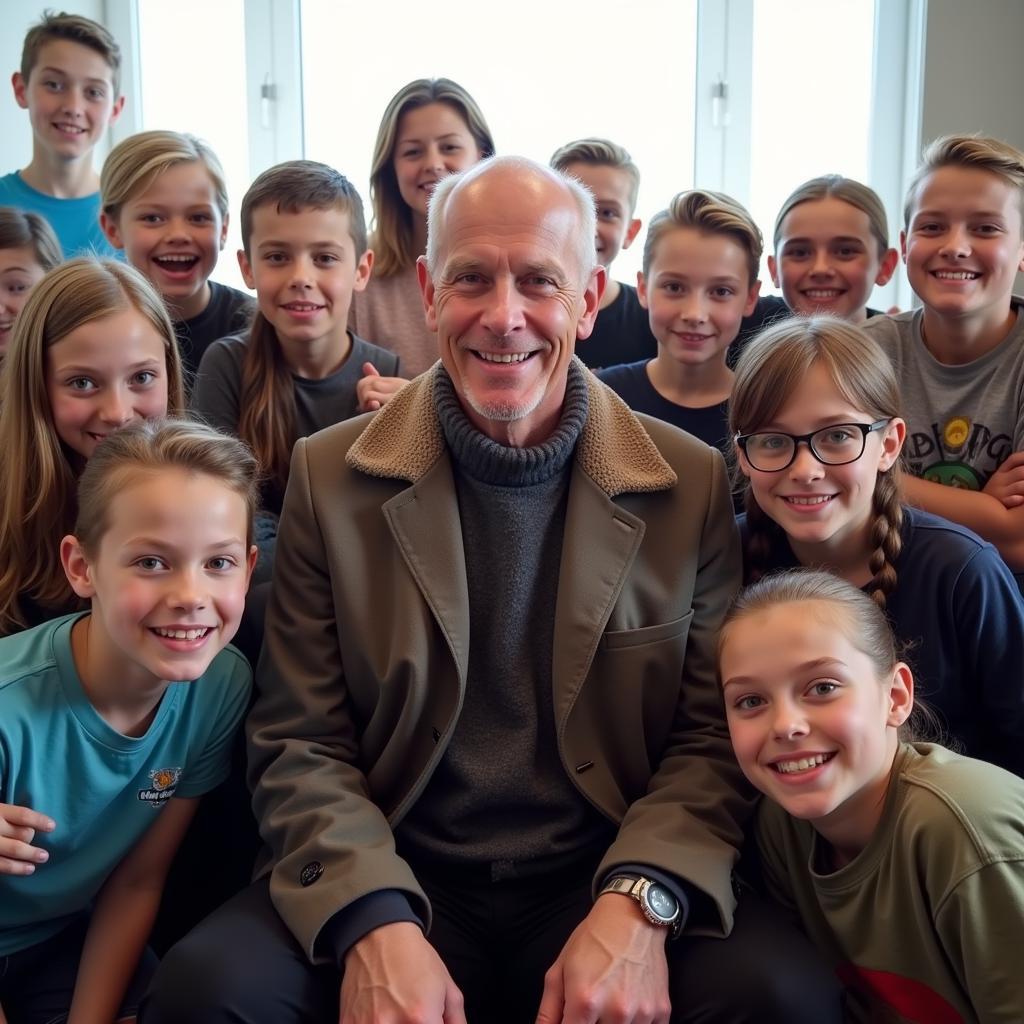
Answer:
(357, 363, 408, 413)
(0, 802, 55, 874)
(536, 894, 671, 1024)
(340, 921, 466, 1024)
(983, 451, 1024, 509)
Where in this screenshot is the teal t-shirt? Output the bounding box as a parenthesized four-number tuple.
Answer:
(0, 171, 118, 260)
(0, 613, 252, 955)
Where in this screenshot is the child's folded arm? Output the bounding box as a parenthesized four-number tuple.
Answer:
(903, 474, 1024, 570)
(66, 796, 199, 1024)
(983, 451, 1024, 509)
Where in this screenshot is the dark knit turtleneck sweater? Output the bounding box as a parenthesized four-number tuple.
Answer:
(396, 363, 614, 876)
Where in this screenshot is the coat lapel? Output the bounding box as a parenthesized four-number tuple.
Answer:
(382, 453, 471, 685)
(552, 463, 646, 726)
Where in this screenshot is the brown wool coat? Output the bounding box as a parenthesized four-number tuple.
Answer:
(247, 358, 751, 963)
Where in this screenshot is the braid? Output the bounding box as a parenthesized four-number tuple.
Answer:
(742, 486, 785, 585)
(865, 468, 903, 609)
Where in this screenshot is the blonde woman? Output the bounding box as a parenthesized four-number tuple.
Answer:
(350, 78, 494, 378)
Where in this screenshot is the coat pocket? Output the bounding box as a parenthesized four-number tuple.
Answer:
(600, 610, 694, 651)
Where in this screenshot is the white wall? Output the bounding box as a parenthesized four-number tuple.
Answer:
(0, 0, 107, 174)
(916, 0, 1024, 293)
(918, 0, 1024, 152)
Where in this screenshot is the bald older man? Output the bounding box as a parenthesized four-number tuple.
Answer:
(142, 158, 838, 1023)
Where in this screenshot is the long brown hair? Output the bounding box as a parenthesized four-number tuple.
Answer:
(237, 161, 367, 500)
(729, 316, 903, 608)
(370, 78, 494, 277)
(0, 206, 62, 271)
(0, 258, 184, 635)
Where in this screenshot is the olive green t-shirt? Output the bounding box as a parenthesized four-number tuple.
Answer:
(757, 743, 1024, 1023)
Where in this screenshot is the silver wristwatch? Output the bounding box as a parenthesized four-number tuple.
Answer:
(600, 875, 682, 936)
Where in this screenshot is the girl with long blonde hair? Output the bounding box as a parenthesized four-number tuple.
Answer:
(0, 258, 185, 634)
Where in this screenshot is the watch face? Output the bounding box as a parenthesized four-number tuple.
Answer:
(646, 883, 678, 921)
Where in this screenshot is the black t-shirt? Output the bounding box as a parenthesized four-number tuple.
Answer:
(576, 282, 656, 371)
(174, 281, 255, 382)
(597, 359, 743, 512)
(730, 296, 884, 366)
(596, 359, 730, 453)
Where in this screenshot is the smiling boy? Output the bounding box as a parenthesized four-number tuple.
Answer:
(597, 189, 761, 467)
(1, 12, 124, 258)
(862, 134, 1024, 572)
(550, 138, 650, 370)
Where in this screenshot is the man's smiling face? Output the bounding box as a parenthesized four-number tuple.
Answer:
(419, 165, 601, 447)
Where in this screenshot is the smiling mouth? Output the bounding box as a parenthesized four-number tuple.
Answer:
(53, 122, 86, 135)
(803, 289, 845, 299)
(783, 495, 835, 506)
(151, 626, 212, 641)
(772, 752, 836, 774)
(931, 270, 980, 280)
(472, 350, 536, 364)
(281, 302, 325, 313)
(154, 254, 200, 272)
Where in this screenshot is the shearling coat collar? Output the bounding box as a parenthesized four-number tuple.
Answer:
(346, 357, 678, 497)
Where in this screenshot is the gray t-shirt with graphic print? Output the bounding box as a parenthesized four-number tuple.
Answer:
(863, 299, 1024, 488)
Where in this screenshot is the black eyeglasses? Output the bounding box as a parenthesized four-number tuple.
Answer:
(735, 419, 892, 472)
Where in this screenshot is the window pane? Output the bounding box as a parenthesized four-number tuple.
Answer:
(301, 0, 697, 285)
(137, 0, 250, 290)
(748, 0, 876, 288)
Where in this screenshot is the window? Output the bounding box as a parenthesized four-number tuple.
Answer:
(748, 0, 877, 290)
(135, 0, 250, 290)
(123, 0, 920, 305)
(300, 0, 698, 286)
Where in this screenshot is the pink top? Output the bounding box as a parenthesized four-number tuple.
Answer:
(350, 265, 440, 379)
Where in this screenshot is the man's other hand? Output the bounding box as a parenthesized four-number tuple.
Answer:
(340, 920, 466, 1024)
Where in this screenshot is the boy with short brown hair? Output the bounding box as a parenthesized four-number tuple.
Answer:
(1, 11, 124, 258)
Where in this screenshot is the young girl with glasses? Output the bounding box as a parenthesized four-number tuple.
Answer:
(730, 316, 1024, 774)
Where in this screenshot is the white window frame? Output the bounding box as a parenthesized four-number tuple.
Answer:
(111, 0, 924, 305)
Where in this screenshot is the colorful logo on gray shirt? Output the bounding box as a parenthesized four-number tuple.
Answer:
(905, 415, 1011, 488)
